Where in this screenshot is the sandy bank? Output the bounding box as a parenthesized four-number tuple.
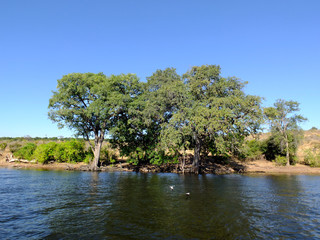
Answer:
(243, 159, 320, 174)
(1, 157, 320, 175)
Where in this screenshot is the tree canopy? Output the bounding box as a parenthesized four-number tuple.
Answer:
(48, 72, 140, 170)
(109, 65, 263, 173)
(264, 99, 307, 165)
(48, 65, 307, 173)
(159, 65, 262, 173)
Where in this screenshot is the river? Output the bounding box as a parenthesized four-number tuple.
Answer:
(0, 168, 320, 239)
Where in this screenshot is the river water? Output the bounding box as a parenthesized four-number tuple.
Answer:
(0, 168, 320, 239)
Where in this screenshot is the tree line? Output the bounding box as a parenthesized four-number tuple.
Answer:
(48, 65, 306, 172)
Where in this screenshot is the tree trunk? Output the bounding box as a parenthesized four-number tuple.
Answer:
(285, 133, 290, 166)
(90, 138, 103, 171)
(192, 132, 200, 174)
(182, 151, 186, 174)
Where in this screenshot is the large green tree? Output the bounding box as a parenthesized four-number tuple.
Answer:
(264, 99, 307, 166)
(111, 68, 185, 164)
(49, 72, 140, 170)
(163, 65, 262, 173)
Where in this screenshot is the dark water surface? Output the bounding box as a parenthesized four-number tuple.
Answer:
(0, 168, 320, 239)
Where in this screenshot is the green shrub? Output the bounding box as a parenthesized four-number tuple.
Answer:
(33, 142, 57, 164)
(243, 139, 263, 160)
(148, 150, 166, 165)
(82, 147, 94, 164)
(263, 132, 301, 165)
(54, 140, 85, 163)
(53, 143, 66, 162)
(290, 156, 298, 165)
(83, 153, 93, 164)
(304, 150, 320, 167)
(128, 147, 144, 165)
(168, 149, 180, 164)
(0, 142, 7, 150)
(64, 140, 85, 162)
(148, 149, 179, 165)
(100, 146, 117, 164)
(14, 143, 37, 160)
(274, 155, 287, 166)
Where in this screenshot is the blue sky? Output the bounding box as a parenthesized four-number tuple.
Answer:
(0, 0, 319, 137)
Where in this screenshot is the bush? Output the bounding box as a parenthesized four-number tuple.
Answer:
(274, 155, 287, 166)
(290, 156, 298, 165)
(148, 150, 166, 165)
(83, 153, 93, 164)
(243, 139, 263, 160)
(33, 140, 86, 164)
(63, 140, 85, 162)
(0, 142, 7, 151)
(100, 146, 117, 164)
(304, 150, 320, 167)
(53, 143, 65, 162)
(14, 143, 37, 160)
(148, 149, 179, 165)
(128, 147, 144, 165)
(54, 140, 85, 163)
(263, 131, 301, 165)
(33, 142, 57, 164)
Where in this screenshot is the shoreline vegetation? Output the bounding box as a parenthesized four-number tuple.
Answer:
(2, 157, 320, 175)
(46, 66, 309, 172)
(2, 65, 317, 173)
(1, 128, 320, 175)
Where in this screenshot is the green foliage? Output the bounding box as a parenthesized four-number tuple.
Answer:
(83, 147, 94, 164)
(263, 131, 302, 165)
(100, 146, 117, 164)
(49, 72, 142, 169)
(110, 65, 263, 170)
(53, 140, 85, 163)
(53, 144, 65, 162)
(164, 65, 263, 168)
(242, 139, 263, 160)
(263, 134, 282, 161)
(43, 66, 310, 171)
(33, 142, 57, 164)
(14, 143, 37, 160)
(111, 68, 184, 166)
(128, 147, 144, 165)
(264, 99, 307, 165)
(274, 155, 287, 166)
(32, 140, 86, 164)
(0, 142, 7, 150)
(148, 150, 177, 165)
(148, 151, 166, 165)
(83, 154, 93, 164)
(304, 150, 320, 167)
(290, 155, 298, 165)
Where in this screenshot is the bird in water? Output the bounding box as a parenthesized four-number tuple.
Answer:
(170, 185, 174, 191)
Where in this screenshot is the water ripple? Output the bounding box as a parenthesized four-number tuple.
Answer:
(1, 169, 320, 239)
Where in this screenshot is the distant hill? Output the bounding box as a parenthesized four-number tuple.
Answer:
(297, 129, 320, 162)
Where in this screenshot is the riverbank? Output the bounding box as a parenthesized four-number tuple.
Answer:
(243, 159, 320, 174)
(1, 157, 320, 174)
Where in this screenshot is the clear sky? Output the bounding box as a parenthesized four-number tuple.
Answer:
(0, 0, 319, 137)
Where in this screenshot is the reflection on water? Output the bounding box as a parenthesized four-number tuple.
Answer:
(0, 169, 320, 239)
